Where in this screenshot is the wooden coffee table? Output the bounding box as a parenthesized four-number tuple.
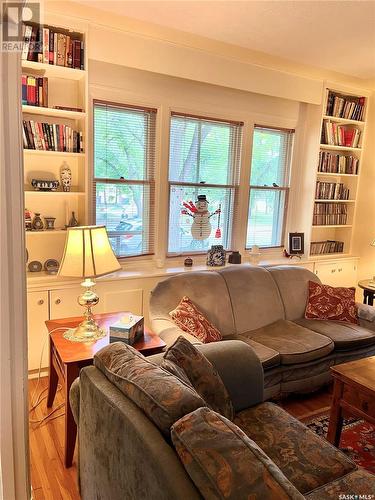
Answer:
(46, 311, 166, 467)
(327, 356, 375, 446)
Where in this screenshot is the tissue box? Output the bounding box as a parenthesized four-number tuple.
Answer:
(109, 313, 144, 346)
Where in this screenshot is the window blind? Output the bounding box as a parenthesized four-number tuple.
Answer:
(168, 113, 243, 255)
(92, 100, 156, 258)
(246, 125, 294, 248)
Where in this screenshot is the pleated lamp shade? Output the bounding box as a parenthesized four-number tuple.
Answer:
(58, 226, 121, 278)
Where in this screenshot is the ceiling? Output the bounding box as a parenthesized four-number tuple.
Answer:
(77, 0, 375, 80)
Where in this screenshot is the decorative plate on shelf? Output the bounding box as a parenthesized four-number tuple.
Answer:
(44, 259, 59, 274)
(28, 261, 42, 273)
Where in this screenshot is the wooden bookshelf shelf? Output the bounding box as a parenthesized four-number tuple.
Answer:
(21, 60, 86, 81)
(22, 105, 86, 120)
(25, 190, 85, 196)
(310, 253, 351, 259)
(312, 225, 353, 229)
(24, 149, 85, 158)
(316, 172, 359, 178)
(25, 229, 67, 235)
(320, 144, 362, 152)
(322, 115, 365, 126)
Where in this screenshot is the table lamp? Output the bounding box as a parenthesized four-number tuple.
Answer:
(58, 225, 121, 342)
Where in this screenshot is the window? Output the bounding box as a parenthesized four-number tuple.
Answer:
(93, 101, 156, 258)
(246, 126, 294, 248)
(167, 113, 242, 254)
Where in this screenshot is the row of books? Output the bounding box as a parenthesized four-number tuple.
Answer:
(315, 182, 350, 200)
(318, 151, 359, 175)
(321, 121, 361, 148)
(313, 203, 348, 226)
(326, 91, 365, 121)
(21, 74, 48, 107)
(310, 240, 344, 255)
(22, 120, 83, 153)
(22, 24, 84, 69)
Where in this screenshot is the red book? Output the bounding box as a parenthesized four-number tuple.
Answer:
(73, 40, 81, 69)
(344, 129, 355, 147)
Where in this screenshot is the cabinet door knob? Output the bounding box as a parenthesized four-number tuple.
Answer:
(338, 268, 342, 272)
(331, 269, 336, 273)
(37, 299, 44, 305)
(55, 298, 61, 305)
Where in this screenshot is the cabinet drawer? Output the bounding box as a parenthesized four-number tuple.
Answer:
(343, 385, 375, 418)
(27, 291, 49, 371)
(96, 285, 143, 316)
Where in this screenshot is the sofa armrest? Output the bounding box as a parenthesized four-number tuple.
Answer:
(198, 340, 264, 411)
(69, 377, 80, 424)
(151, 317, 203, 347)
(357, 302, 375, 323)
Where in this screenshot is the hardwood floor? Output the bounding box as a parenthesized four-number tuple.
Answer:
(29, 377, 80, 500)
(28, 376, 332, 499)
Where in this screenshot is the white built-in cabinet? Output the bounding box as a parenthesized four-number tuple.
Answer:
(27, 291, 50, 371)
(314, 259, 358, 288)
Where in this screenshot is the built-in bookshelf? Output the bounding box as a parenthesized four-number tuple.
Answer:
(22, 18, 88, 267)
(309, 85, 369, 257)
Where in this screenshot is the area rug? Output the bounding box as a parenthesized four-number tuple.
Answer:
(303, 412, 375, 474)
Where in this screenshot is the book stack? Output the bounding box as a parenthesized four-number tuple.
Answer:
(313, 203, 348, 226)
(321, 121, 361, 148)
(22, 120, 83, 153)
(310, 240, 344, 255)
(21, 74, 48, 107)
(315, 182, 349, 200)
(326, 91, 365, 121)
(22, 24, 84, 69)
(318, 151, 359, 175)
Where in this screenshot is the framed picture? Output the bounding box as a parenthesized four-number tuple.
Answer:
(289, 232, 304, 255)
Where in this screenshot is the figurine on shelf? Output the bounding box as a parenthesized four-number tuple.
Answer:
(32, 213, 44, 231)
(181, 195, 221, 241)
(25, 208, 33, 231)
(44, 217, 56, 230)
(60, 161, 72, 192)
(66, 211, 79, 228)
(184, 256, 193, 267)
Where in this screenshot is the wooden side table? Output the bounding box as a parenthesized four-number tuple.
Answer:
(327, 356, 375, 447)
(46, 311, 166, 468)
(358, 279, 375, 306)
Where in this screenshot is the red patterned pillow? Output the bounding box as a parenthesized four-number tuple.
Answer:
(169, 296, 222, 343)
(305, 281, 358, 324)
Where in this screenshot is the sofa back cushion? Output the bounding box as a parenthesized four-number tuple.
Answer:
(219, 265, 285, 333)
(150, 271, 235, 336)
(94, 342, 206, 437)
(163, 336, 234, 421)
(171, 407, 305, 500)
(267, 266, 321, 321)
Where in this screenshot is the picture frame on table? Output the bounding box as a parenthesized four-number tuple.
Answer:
(289, 232, 304, 255)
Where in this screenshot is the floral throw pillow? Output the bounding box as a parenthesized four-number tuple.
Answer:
(305, 280, 358, 324)
(169, 296, 222, 343)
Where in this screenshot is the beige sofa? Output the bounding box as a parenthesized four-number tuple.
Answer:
(150, 265, 375, 398)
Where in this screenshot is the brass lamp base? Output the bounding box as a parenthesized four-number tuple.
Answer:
(63, 278, 106, 342)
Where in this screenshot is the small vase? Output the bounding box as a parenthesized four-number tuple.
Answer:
(60, 161, 72, 192)
(44, 217, 56, 230)
(206, 245, 226, 267)
(228, 251, 242, 264)
(32, 213, 44, 231)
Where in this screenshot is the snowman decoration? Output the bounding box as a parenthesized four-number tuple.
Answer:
(181, 195, 221, 241)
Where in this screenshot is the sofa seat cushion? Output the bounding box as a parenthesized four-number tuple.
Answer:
(296, 318, 375, 350)
(225, 335, 280, 369)
(247, 319, 334, 365)
(305, 469, 374, 498)
(94, 342, 206, 437)
(234, 402, 356, 494)
(171, 407, 305, 500)
(163, 336, 234, 421)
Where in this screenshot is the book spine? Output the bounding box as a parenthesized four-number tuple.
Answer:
(53, 33, 58, 65)
(80, 40, 84, 70)
(49, 29, 54, 64)
(21, 75, 27, 105)
(42, 28, 49, 64)
(56, 33, 66, 66)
